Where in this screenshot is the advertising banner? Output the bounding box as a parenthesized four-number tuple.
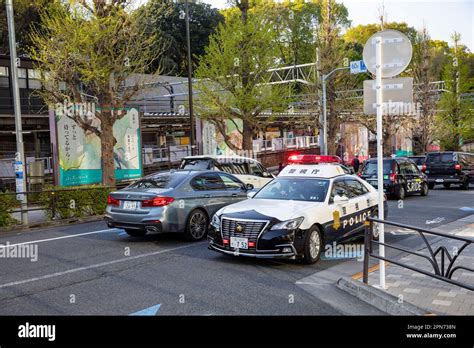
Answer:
(55, 107, 141, 186)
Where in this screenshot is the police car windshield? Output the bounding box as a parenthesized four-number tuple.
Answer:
(253, 178, 329, 202)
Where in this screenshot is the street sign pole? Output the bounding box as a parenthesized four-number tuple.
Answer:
(322, 75, 327, 155)
(375, 36, 386, 289)
(6, 0, 28, 225)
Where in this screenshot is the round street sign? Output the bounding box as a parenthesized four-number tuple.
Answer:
(362, 29, 413, 78)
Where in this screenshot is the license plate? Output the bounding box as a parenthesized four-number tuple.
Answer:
(123, 201, 138, 210)
(435, 179, 444, 183)
(230, 237, 248, 249)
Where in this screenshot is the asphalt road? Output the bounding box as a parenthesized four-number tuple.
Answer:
(0, 185, 472, 315)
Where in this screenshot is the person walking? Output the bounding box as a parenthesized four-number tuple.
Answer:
(351, 154, 360, 173)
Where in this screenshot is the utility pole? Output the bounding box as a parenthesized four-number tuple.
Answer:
(184, 0, 196, 155)
(6, 0, 28, 225)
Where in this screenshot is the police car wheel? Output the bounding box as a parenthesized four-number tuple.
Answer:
(443, 183, 451, 189)
(184, 209, 208, 241)
(420, 183, 429, 196)
(302, 226, 322, 264)
(396, 186, 406, 200)
(461, 178, 469, 190)
(371, 210, 380, 241)
(125, 229, 147, 237)
(428, 183, 435, 189)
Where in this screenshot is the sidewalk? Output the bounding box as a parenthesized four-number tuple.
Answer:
(363, 214, 474, 315)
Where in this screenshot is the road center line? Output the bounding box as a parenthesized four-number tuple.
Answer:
(0, 228, 120, 248)
(0, 243, 201, 289)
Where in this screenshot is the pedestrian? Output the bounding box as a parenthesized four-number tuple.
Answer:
(352, 154, 360, 173)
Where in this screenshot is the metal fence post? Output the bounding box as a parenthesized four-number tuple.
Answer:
(363, 220, 371, 284)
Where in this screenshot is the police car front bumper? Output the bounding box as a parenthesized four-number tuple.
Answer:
(207, 226, 304, 260)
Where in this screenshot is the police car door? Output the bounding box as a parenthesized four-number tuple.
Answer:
(344, 178, 373, 233)
(328, 179, 352, 240)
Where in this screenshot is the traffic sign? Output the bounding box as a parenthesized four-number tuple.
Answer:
(350, 60, 367, 74)
(363, 77, 414, 115)
(362, 29, 413, 78)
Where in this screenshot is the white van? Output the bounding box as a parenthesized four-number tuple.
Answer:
(179, 155, 275, 188)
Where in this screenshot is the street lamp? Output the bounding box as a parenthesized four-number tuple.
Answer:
(184, 0, 196, 155)
(321, 66, 349, 155)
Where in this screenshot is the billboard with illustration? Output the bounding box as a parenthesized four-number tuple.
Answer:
(55, 107, 141, 186)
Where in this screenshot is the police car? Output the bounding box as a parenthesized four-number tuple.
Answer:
(208, 159, 388, 264)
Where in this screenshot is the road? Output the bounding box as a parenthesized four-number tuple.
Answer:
(0, 185, 472, 315)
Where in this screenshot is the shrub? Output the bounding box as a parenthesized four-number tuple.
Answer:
(0, 192, 19, 227)
(38, 185, 112, 220)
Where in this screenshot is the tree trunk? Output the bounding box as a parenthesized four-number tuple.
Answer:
(100, 116, 117, 187)
(242, 119, 254, 152)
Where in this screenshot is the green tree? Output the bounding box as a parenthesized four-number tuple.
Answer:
(0, 0, 49, 55)
(29, 0, 164, 186)
(317, 0, 351, 155)
(435, 33, 474, 150)
(194, 0, 288, 152)
(136, 0, 223, 76)
(344, 22, 417, 57)
(411, 27, 437, 153)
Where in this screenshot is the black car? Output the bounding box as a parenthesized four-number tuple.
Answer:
(408, 155, 426, 171)
(423, 152, 473, 190)
(360, 157, 429, 199)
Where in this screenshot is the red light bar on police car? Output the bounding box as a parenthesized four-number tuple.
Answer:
(287, 154, 342, 164)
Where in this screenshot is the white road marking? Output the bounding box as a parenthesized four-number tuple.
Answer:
(0, 243, 202, 289)
(425, 217, 445, 225)
(0, 229, 120, 248)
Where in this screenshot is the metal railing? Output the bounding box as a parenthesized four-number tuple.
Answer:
(363, 217, 474, 291)
(253, 136, 318, 152)
(142, 145, 192, 165)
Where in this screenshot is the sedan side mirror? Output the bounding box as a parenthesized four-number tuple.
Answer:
(247, 191, 257, 199)
(333, 195, 349, 204)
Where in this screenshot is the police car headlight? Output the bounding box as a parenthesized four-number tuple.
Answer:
(211, 214, 221, 230)
(270, 217, 304, 230)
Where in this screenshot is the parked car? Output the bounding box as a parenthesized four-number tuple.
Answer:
(359, 157, 429, 199)
(423, 151, 473, 190)
(104, 170, 253, 240)
(179, 155, 274, 188)
(408, 155, 426, 171)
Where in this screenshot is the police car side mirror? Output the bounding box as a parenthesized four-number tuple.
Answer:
(245, 183, 254, 191)
(334, 195, 349, 204)
(247, 191, 257, 199)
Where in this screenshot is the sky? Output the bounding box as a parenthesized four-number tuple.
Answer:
(198, 0, 473, 50)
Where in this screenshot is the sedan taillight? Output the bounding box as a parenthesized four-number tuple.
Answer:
(107, 195, 120, 206)
(142, 196, 174, 207)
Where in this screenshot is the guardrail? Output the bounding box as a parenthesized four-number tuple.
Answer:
(363, 217, 474, 291)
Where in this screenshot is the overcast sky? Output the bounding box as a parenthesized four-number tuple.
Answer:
(199, 0, 473, 50)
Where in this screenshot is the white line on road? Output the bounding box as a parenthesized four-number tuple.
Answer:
(0, 228, 120, 248)
(0, 243, 202, 289)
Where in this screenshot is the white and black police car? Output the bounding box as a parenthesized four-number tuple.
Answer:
(208, 156, 388, 264)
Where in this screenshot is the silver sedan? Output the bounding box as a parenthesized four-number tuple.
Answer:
(104, 170, 253, 241)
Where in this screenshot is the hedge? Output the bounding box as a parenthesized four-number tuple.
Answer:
(0, 192, 19, 227)
(38, 185, 112, 220)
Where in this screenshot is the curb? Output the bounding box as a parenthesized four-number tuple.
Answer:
(336, 277, 432, 316)
(0, 215, 105, 234)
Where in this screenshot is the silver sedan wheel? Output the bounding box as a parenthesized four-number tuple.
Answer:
(309, 230, 321, 259)
(189, 211, 207, 240)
